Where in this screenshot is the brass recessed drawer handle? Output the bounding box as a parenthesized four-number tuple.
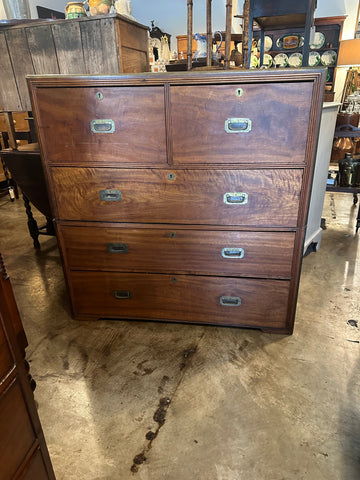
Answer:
(99, 189, 122, 201)
(113, 290, 132, 299)
(107, 243, 128, 254)
(221, 247, 245, 259)
(225, 118, 251, 133)
(223, 192, 248, 205)
(220, 296, 242, 307)
(90, 119, 115, 133)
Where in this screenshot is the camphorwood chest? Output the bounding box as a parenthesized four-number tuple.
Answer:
(28, 69, 325, 333)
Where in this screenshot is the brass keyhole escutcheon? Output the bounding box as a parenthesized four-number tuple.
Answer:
(172, 277, 178, 283)
(96, 91, 104, 101)
(168, 173, 175, 181)
(170, 232, 176, 238)
(235, 88, 243, 97)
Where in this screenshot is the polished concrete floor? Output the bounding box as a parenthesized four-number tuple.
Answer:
(0, 192, 359, 480)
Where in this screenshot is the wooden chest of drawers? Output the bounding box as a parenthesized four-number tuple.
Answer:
(28, 69, 325, 333)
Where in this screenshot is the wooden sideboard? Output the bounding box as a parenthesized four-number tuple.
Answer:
(28, 69, 325, 333)
(0, 13, 149, 111)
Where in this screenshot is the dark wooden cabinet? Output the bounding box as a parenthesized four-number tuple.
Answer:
(250, 15, 345, 99)
(0, 253, 55, 480)
(28, 69, 325, 333)
(313, 16, 346, 97)
(246, 0, 317, 68)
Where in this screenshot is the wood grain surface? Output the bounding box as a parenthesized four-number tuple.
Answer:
(51, 167, 303, 227)
(171, 82, 313, 164)
(1, 15, 149, 110)
(0, 251, 55, 479)
(0, 382, 36, 479)
(26, 25, 60, 75)
(70, 271, 290, 328)
(60, 225, 295, 278)
(83, 18, 119, 75)
(0, 32, 22, 110)
(34, 86, 167, 165)
(4, 28, 35, 109)
(28, 70, 325, 331)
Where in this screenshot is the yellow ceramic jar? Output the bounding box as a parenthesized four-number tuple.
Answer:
(65, 2, 87, 19)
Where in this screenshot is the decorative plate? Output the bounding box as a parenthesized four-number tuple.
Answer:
(309, 51, 321, 67)
(250, 54, 259, 68)
(263, 53, 273, 67)
(321, 50, 337, 66)
(288, 52, 303, 67)
(276, 34, 304, 50)
(274, 53, 288, 67)
(257, 35, 272, 52)
(310, 32, 325, 50)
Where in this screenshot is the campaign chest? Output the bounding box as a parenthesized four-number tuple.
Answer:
(28, 69, 325, 333)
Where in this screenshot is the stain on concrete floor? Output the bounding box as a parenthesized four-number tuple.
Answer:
(1, 193, 360, 480)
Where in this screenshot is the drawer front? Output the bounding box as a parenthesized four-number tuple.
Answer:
(52, 167, 303, 227)
(70, 271, 290, 329)
(60, 225, 295, 278)
(34, 86, 167, 165)
(171, 82, 313, 164)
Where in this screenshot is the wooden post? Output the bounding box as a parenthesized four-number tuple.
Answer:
(26, 111, 38, 144)
(242, 0, 249, 69)
(3, 112, 17, 150)
(206, 0, 212, 67)
(224, 0, 233, 69)
(187, 0, 193, 71)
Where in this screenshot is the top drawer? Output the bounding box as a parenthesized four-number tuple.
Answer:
(170, 82, 313, 165)
(34, 86, 167, 165)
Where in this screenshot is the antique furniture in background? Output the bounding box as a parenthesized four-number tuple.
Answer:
(1, 144, 55, 248)
(185, 0, 233, 70)
(0, 110, 54, 248)
(314, 16, 346, 101)
(0, 13, 149, 246)
(176, 32, 242, 67)
(0, 111, 32, 201)
(0, 252, 55, 479)
(0, 13, 149, 111)
(250, 16, 345, 100)
(245, 0, 317, 68)
(28, 69, 325, 333)
(327, 123, 360, 234)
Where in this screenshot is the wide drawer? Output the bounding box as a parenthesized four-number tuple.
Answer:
(34, 86, 167, 165)
(170, 82, 313, 164)
(70, 271, 291, 329)
(52, 167, 303, 227)
(60, 225, 295, 278)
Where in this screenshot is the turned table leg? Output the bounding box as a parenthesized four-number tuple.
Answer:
(23, 193, 40, 249)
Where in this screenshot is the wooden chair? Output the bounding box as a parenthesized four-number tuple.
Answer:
(0, 112, 55, 248)
(0, 132, 19, 201)
(1, 143, 55, 248)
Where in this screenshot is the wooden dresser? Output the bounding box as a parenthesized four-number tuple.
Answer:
(28, 69, 325, 333)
